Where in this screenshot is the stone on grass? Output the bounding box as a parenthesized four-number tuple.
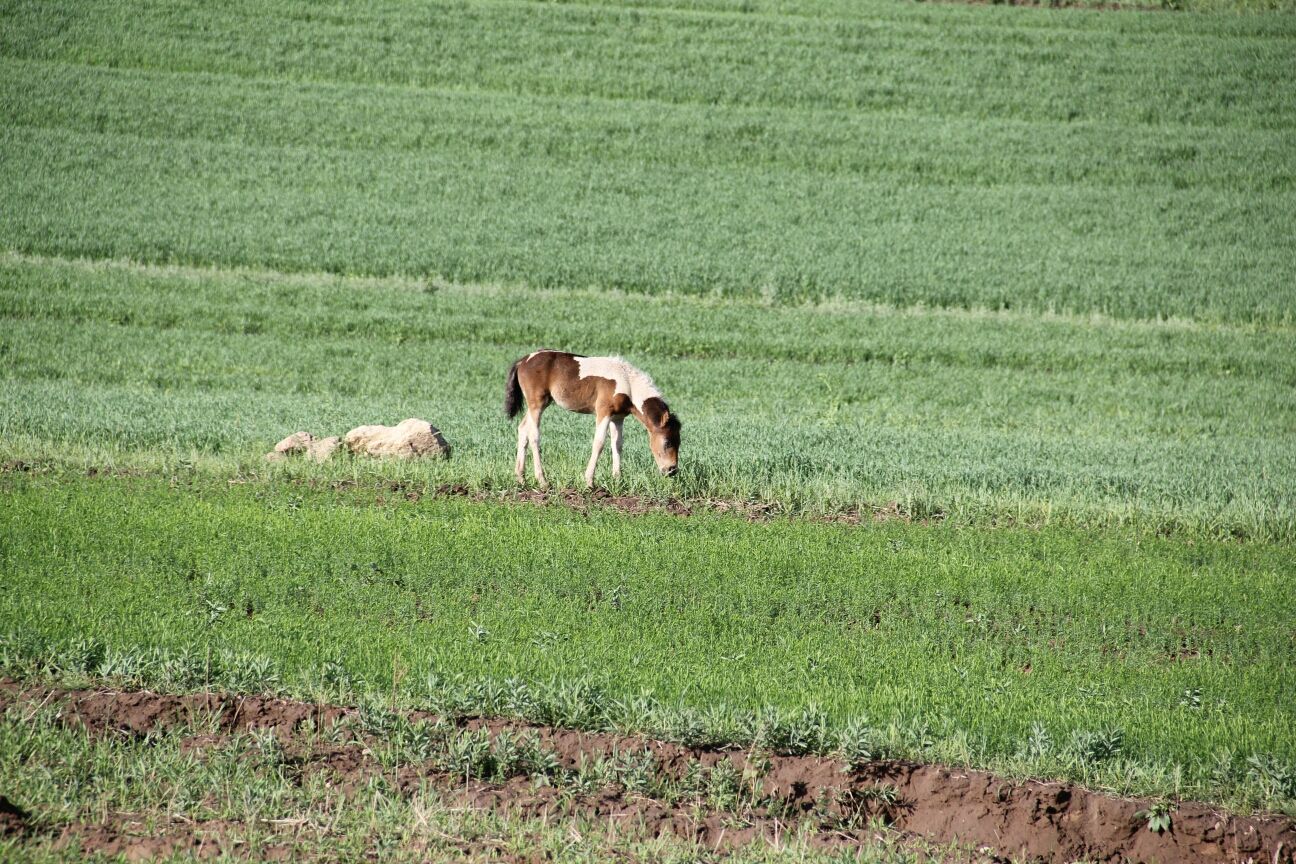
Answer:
(275, 431, 314, 454)
(265, 430, 315, 462)
(306, 436, 341, 463)
(344, 418, 451, 459)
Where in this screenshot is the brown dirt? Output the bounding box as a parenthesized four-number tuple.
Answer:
(2, 682, 1292, 862)
(0, 795, 32, 839)
(54, 818, 293, 862)
(64, 460, 935, 527)
(346, 479, 926, 527)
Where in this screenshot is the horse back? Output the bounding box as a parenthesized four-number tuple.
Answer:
(517, 350, 603, 415)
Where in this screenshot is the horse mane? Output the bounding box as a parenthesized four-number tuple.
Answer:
(576, 356, 662, 410)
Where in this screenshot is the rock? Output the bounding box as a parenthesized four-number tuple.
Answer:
(266, 430, 314, 463)
(266, 421, 447, 463)
(274, 431, 315, 454)
(344, 418, 450, 459)
(306, 436, 341, 463)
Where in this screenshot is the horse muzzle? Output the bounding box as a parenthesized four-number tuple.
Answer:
(662, 465, 679, 477)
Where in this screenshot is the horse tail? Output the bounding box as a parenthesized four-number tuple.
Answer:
(504, 358, 524, 419)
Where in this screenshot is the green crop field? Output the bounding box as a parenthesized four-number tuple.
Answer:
(4, 471, 1295, 804)
(2, 0, 1295, 859)
(3, 0, 1296, 321)
(4, 252, 1295, 541)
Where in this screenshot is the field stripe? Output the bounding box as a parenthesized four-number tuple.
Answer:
(6, 248, 1294, 340)
(2, 251, 1293, 540)
(4, 1, 1292, 128)
(4, 56, 1292, 197)
(5, 122, 1292, 323)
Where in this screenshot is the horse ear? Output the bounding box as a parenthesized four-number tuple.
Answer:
(660, 410, 671, 426)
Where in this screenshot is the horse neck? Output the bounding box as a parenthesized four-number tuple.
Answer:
(632, 398, 669, 432)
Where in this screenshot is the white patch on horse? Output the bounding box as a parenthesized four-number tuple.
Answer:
(576, 356, 661, 410)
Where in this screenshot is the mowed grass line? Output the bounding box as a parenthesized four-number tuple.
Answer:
(2, 0, 1294, 320)
(2, 471, 1294, 811)
(2, 253, 1293, 540)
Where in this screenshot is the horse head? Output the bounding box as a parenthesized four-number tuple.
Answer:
(649, 408, 681, 476)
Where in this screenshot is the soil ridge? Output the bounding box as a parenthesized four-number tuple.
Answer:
(1, 682, 1291, 862)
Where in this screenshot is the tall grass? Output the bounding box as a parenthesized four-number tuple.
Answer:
(2, 0, 1294, 320)
(3, 254, 1292, 540)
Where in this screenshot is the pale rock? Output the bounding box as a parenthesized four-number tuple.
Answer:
(266, 430, 313, 462)
(274, 431, 315, 454)
(344, 418, 450, 459)
(306, 436, 341, 463)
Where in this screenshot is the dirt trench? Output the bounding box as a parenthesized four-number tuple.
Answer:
(1, 682, 1292, 863)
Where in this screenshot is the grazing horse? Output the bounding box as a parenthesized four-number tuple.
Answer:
(504, 350, 681, 488)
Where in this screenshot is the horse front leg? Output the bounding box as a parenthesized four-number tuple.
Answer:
(584, 415, 612, 489)
(610, 417, 624, 479)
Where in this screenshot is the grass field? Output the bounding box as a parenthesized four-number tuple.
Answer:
(2, 0, 1296, 858)
(4, 253, 1295, 541)
(3, 1, 1296, 321)
(3, 470, 1295, 816)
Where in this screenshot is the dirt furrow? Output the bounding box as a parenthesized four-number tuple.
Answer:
(2, 682, 1292, 863)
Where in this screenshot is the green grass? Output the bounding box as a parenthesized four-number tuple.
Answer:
(3, 253, 1293, 541)
(2, 1, 1295, 321)
(1, 0, 1294, 840)
(2, 471, 1294, 813)
(3, 1, 1292, 539)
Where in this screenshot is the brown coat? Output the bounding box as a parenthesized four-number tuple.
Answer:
(505, 350, 680, 487)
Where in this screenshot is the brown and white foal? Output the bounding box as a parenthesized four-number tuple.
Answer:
(505, 351, 681, 488)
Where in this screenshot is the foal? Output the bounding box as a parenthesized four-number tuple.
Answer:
(505, 350, 681, 488)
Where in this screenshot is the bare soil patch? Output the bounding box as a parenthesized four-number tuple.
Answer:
(0, 795, 32, 839)
(53, 818, 294, 862)
(338, 479, 924, 527)
(2, 682, 1292, 862)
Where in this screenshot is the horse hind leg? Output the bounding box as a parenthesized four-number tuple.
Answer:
(515, 420, 529, 484)
(609, 417, 624, 479)
(527, 406, 548, 488)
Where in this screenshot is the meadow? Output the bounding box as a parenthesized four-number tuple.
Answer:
(2, 0, 1296, 858)
(4, 253, 1295, 541)
(3, 470, 1295, 813)
(2, 0, 1295, 321)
